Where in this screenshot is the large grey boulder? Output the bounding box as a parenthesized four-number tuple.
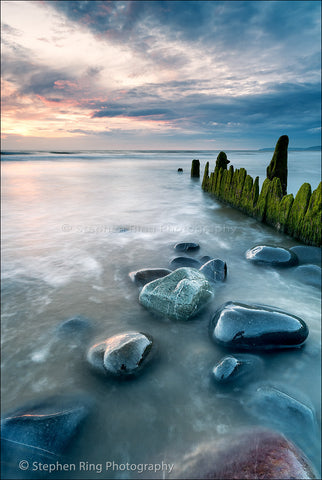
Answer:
(139, 267, 213, 321)
(87, 332, 153, 376)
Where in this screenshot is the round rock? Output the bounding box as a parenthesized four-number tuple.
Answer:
(174, 242, 200, 252)
(56, 315, 92, 338)
(293, 264, 321, 289)
(290, 246, 321, 266)
(212, 354, 263, 384)
(87, 332, 153, 376)
(246, 245, 298, 267)
(200, 259, 227, 282)
(209, 301, 308, 350)
(129, 268, 171, 287)
(170, 257, 201, 270)
(169, 428, 317, 479)
(139, 267, 213, 321)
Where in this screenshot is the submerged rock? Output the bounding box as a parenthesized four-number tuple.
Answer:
(169, 428, 317, 479)
(174, 242, 200, 252)
(1, 394, 92, 478)
(87, 332, 153, 376)
(199, 259, 227, 282)
(170, 257, 201, 269)
(56, 315, 92, 338)
(199, 255, 212, 264)
(244, 386, 319, 457)
(209, 301, 308, 350)
(290, 246, 322, 266)
(212, 354, 263, 384)
(245, 245, 298, 267)
(139, 267, 213, 321)
(293, 264, 322, 288)
(129, 268, 171, 287)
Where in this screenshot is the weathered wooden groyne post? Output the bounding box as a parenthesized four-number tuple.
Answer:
(191, 159, 200, 177)
(198, 136, 321, 247)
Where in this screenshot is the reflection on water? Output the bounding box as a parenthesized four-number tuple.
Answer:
(1, 151, 321, 478)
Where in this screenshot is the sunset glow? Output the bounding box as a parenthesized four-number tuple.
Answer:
(1, 0, 321, 149)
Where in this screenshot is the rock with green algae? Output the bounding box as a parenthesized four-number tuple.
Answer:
(267, 134, 289, 195)
(191, 159, 200, 177)
(215, 151, 230, 169)
(286, 182, 311, 238)
(298, 182, 321, 246)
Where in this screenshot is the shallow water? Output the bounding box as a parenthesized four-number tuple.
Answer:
(1, 150, 321, 478)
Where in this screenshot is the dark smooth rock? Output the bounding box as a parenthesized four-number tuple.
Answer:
(1, 394, 92, 460)
(209, 301, 308, 350)
(177, 168, 183, 172)
(199, 259, 227, 282)
(293, 264, 321, 288)
(244, 386, 319, 458)
(129, 268, 172, 287)
(139, 268, 213, 321)
(199, 255, 212, 264)
(246, 245, 298, 267)
(170, 257, 201, 270)
(169, 428, 317, 479)
(212, 354, 263, 384)
(56, 315, 92, 337)
(87, 332, 153, 376)
(174, 242, 200, 252)
(290, 246, 322, 266)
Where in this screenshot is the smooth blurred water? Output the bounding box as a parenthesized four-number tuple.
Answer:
(1, 150, 321, 478)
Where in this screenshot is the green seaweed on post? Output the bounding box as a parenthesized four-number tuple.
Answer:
(286, 182, 311, 238)
(299, 182, 321, 246)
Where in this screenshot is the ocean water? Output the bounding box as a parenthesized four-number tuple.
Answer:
(1, 150, 321, 478)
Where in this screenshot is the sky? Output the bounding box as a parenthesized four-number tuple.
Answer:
(1, 0, 321, 150)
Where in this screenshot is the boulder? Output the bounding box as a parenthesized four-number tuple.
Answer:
(1, 394, 92, 478)
(212, 354, 263, 384)
(290, 246, 322, 266)
(209, 301, 308, 350)
(177, 168, 183, 172)
(293, 264, 321, 288)
(139, 268, 213, 321)
(170, 257, 202, 270)
(56, 315, 92, 338)
(87, 332, 153, 376)
(174, 242, 200, 252)
(244, 386, 319, 458)
(199, 255, 212, 264)
(199, 259, 227, 282)
(245, 245, 298, 267)
(169, 428, 317, 479)
(129, 268, 171, 287)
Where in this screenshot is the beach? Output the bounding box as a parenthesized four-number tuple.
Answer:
(1, 150, 321, 478)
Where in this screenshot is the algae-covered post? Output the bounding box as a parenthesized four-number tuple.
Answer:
(266, 134, 289, 195)
(191, 159, 200, 177)
(198, 136, 321, 247)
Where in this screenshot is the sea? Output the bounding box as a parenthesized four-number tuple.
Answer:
(1, 149, 321, 478)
